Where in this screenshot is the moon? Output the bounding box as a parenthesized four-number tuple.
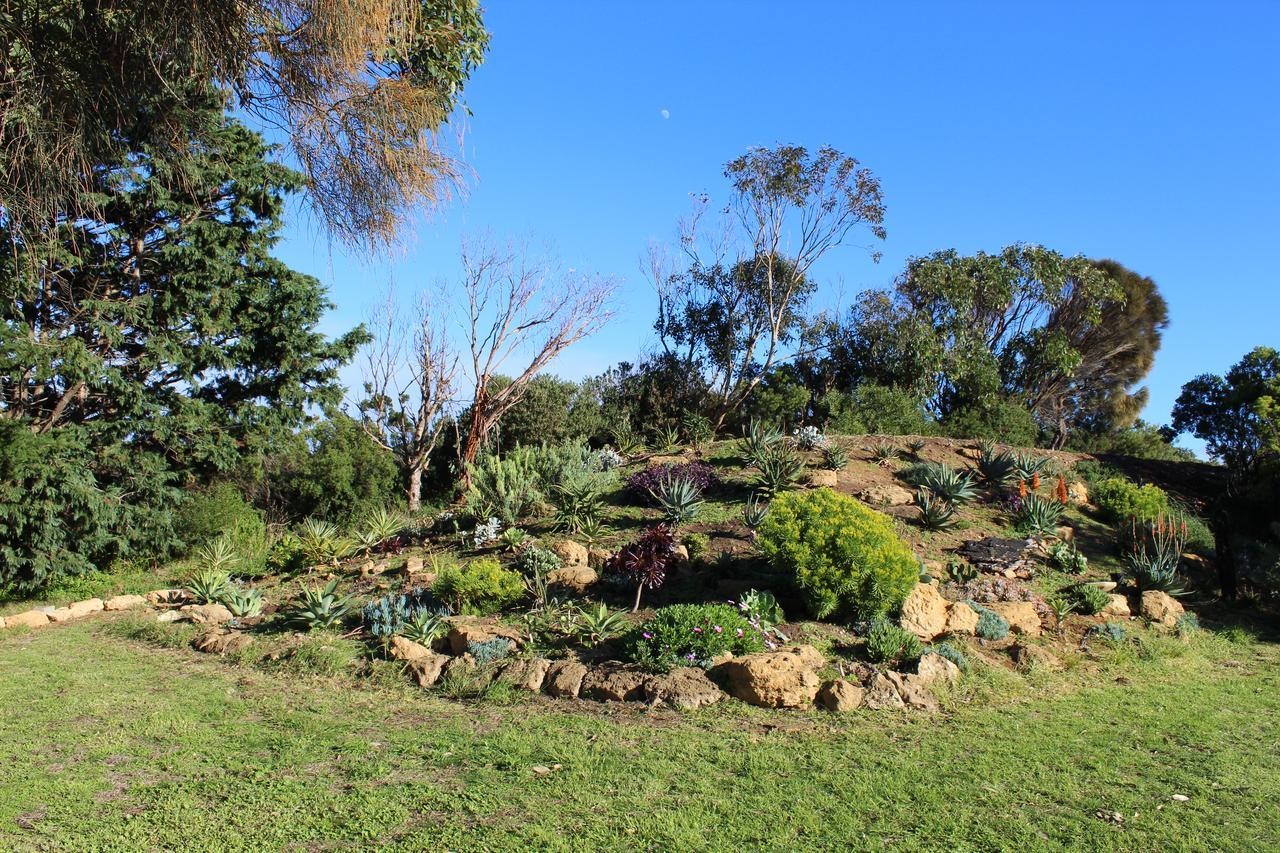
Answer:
(660, 108, 670, 120)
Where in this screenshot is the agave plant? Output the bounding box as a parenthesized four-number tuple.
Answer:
(195, 537, 241, 574)
(821, 442, 850, 471)
(577, 515, 607, 547)
(652, 473, 704, 528)
(289, 579, 355, 631)
(551, 479, 606, 533)
(867, 442, 901, 463)
(610, 423, 644, 456)
(742, 494, 769, 534)
(576, 602, 629, 648)
(914, 490, 957, 531)
(751, 445, 805, 498)
(356, 508, 407, 556)
(497, 527, 530, 552)
(737, 418, 784, 467)
(298, 518, 352, 566)
(187, 569, 231, 605)
(221, 585, 264, 618)
(1010, 451, 1051, 481)
(400, 607, 451, 646)
(1124, 513, 1187, 594)
(1012, 494, 1065, 536)
(905, 438, 927, 458)
(975, 446, 1019, 488)
(654, 423, 682, 452)
(916, 463, 978, 505)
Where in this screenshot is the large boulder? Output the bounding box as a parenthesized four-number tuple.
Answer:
(550, 540, 589, 567)
(68, 598, 104, 618)
(1067, 481, 1089, 504)
(1140, 591, 1185, 628)
(1102, 594, 1131, 618)
(988, 601, 1043, 637)
(47, 608, 79, 623)
(808, 469, 839, 488)
(899, 583, 949, 641)
(446, 618, 522, 656)
(817, 679, 865, 712)
(494, 658, 551, 692)
(580, 665, 648, 702)
(103, 594, 146, 611)
(388, 636, 433, 663)
(863, 672, 906, 710)
(587, 548, 612, 570)
(714, 645, 824, 709)
(4, 610, 50, 629)
(180, 603, 233, 625)
(945, 601, 981, 635)
(916, 653, 962, 688)
(886, 671, 940, 712)
(544, 660, 589, 698)
(857, 483, 915, 506)
(192, 628, 253, 656)
(407, 653, 451, 688)
(642, 667, 723, 710)
(546, 565, 598, 595)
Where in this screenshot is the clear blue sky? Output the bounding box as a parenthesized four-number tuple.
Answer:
(273, 2, 1279, 452)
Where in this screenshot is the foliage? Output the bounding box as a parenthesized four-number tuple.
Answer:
(496, 375, 602, 450)
(221, 586, 264, 618)
(944, 400, 1040, 447)
(1070, 584, 1111, 616)
(265, 534, 308, 575)
(914, 490, 957, 531)
(1067, 420, 1194, 462)
(1049, 541, 1089, 574)
(1172, 346, 1280, 476)
(297, 519, 352, 566)
(791, 425, 827, 450)
(431, 559, 524, 615)
(187, 570, 232, 605)
(738, 419, 785, 467)
(736, 589, 786, 634)
(595, 447, 627, 471)
(1085, 621, 1129, 644)
(1011, 494, 1065, 536)
(1176, 613, 1201, 637)
(1124, 515, 1188, 594)
(1093, 477, 1170, 524)
(355, 509, 407, 556)
(467, 638, 513, 666)
(906, 438, 928, 458)
(822, 384, 936, 436)
(750, 445, 806, 498)
(681, 533, 710, 562)
(576, 603, 630, 648)
(289, 579, 355, 631)
(400, 608, 451, 647)
(465, 449, 543, 525)
(625, 604, 765, 673)
(946, 559, 979, 586)
(175, 483, 266, 556)
(271, 415, 402, 525)
(864, 619, 923, 666)
(652, 474, 705, 527)
(626, 462, 718, 503)
(1009, 451, 1052, 481)
(926, 642, 969, 673)
(605, 525, 679, 611)
(821, 443, 850, 471)
(551, 475, 609, 533)
(756, 488, 919, 619)
(965, 602, 1010, 641)
(516, 546, 563, 580)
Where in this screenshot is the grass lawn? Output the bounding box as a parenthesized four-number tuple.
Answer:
(1, 616, 1277, 851)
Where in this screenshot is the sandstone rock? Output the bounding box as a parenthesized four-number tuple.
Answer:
(580, 664, 648, 702)
(672, 544, 690, 563)
(446, 618, 522, 656)
(1102, 594, 1131, 618)
(642, 667, 723, 709)
(817, 679, 865, 712)
(404, 556, 424, 575)
(494, 657, 551, 692)
(649, 455, 686, 467)
(68, 598, 104, 618)
(1081, 580, 1118, 593)
(1140, 590, 1184, 628)
(856, 483, 915, 506)
(945, 601, 981, 635)
(103, 594, 146, 611)
(714, 645, 823, 709)
(544, 660, 588, 698)
(886, 671, 940, 712)
(550, 540, 589, 567)
(146, 589, 192, 607)
(916, 653, 962, 687)
(388, 635, 433, 663)
(408, 653, 450, 688)
(1053, 525, 1074, 542)
(0, 617, 5, 629)
(1067, 481, 1089, 504)
(155, 610, 183, 624)
(193, 627, 253, 656)
(4, 610, 50, 629)
(588, 548, 611, 570)
(180, 603, 233, 625)
(988, 601, 1043, 637)
(899, 582, 949, 641)
(1010, 643, 1063, 672)
(47, 608, 74, 623)
(863, 672, 906, 710)
(808, 469, 838, 488)
(546, 565, 598, 594)
(359, 560, 391, 577)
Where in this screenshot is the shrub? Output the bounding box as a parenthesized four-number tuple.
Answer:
(1070, 584, 1111, 616)
(1123, 514, 1187, 593)
(625, 603, 765, 673)
(626, 462, 717, 503)
(736, 589, 786, 633)
(944, 398, 1039, 447)
(175, 482, 266, 555)
(431, 558, 525, 615)
(465, 449, 543, 525)
(1093, 477, 1170, 524)
(823, 384, 935, 436)
(606, 524, 678, 611)
(265, 533, 308, 575)
(275, 414, 401, 525)
(681, 532, 710, 562)
(864, 619, 923, 666)
(926, 642, 969, 673)
(756, 488, 919, 619)
(974, 445, 1019, 488)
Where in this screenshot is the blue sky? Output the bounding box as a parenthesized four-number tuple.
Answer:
(273, 2, 1279, 451)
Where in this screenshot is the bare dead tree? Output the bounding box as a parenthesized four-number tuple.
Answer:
(357, 286, 458, 512)
(457, 239, 616, 473)
(654, 145, 886, 432)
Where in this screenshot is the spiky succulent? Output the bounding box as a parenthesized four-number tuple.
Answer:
(914, 463, 978, 505)
(290, 579, 354, 631)
(652, 472, 704, 528)
(737, 418, 784, 467)
(751, 445, 805, 498)
(221, 586, 264, 618)
(975, 447, 1019, 488)
(1012, 494, 1065, 536)
(187, 569, 231, 605)
(868, 442, 901, 463)
(914, 489, 957, 531)
(821, 443, 850, 471)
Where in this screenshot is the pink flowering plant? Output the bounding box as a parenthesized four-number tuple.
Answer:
(625, 603, 765, 673)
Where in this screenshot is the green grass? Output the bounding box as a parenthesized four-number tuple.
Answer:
(1, 618, 1277, 850)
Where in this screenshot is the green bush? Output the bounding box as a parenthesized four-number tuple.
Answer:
(756, 488, 919, 619)
(175, 482, 266, 556)
(465, 449, 543, 525)
(1093, 477, 1169, 524)
(823, 384, 935, 436)
(864, 619, 923, 666)
(431, 558, 525, 615)
(944, 398, 1039, 447)
(625, 603, 765, 673)
(1070, 584, 1112, 616)
(270, 415, 401, 524)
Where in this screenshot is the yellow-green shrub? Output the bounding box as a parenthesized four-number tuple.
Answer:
(1093, 477, 1169, 524)
(756, 488, 919, 619)
(431, 558, 524, 615)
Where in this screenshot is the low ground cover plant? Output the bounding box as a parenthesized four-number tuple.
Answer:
(625, 603, 765, 672)
(431, 559, 524, 615)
